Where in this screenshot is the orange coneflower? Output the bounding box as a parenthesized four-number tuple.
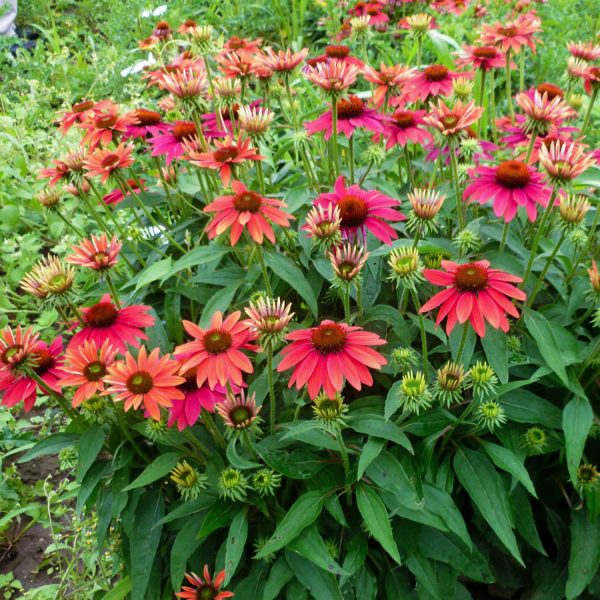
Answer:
(66, 233, 122, 271)
(176, 565, 234, 600)
(83, 143, 135, 183)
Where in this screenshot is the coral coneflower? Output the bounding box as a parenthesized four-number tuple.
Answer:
(419, 260, 526, 337)
(314, 175, 405, 245)
(103, 346, 185, 420)
(259, 47, 308, 74)
(244, 296, 294, 345)
(175, 311, 259, 389)
(204, 180, 293, 245)
(217, 51, 259, 80)
(329, 242, 369, 283)
(69, 294, 155, 353)
(463, 160, 553, 222)
(424, 99, 484, 138)
(57, 99, 112, 135)
(58, 339, 117, 407)
(21, 256, 75, 299)
(307, 95, 386, 141)
(103, 178, 147, 205)
(539, 141, 595, 183)
(148, 121, 199, 165)
(479, 13, 541, 53)
(408, 65, 470, 103)
(84, 143, 135, 183)
(223, 35, 262, 54)
(81, 104, 137, 149)
(66, 233, 122, 271)
(305, 59, 359, 93)
(38, 159, 71, 187)
(187, 134, 263, 186)
(361, 63, 413, 108)
(161, 68, 207, 98)
(277, 320, 387, 399)
(216, 389, 262, 432)
(515, 91, 574, 134)
(456, 45, 506, 71)
(567, 41, 600, 62)
(384, 109, 432, 148)
(176, 565, 234, 600)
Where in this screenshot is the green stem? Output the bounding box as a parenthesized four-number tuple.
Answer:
(115, 407, 152, 463)
(490, 70, 498, 144)
(526, 231, 566, 307)
(582, 87, 598, 135)
(519, 49, 525, 93)
(104, 271, 121, 308)
(343, 283, 351, 324)
(411, 290, 429, 379)
(449, 145, 465, 231)
(256, 158, 266, 195)
(505, 49, 515, 124)
(64, 296, 85, 326)
(335, 428, 352, 505)
(429, 152, 442, 188)
(499, 220, 510, 252)
(355, 281, 363, 321)
(28, 371, 85, 429)
(477, 68, 486, 137)
(348, 135, 355, 184)
(358, 160, 374, 186)
(416, 36, 423, 70)
(403, 145, 415, 188)
(455, 325, 469, 364)
(54, 209, 85, 237)
(331, 96, 339, 178)
(201, 409, 227, 450)
(524, 131, 538, 164)
(255, 242, 272, 296)
(267, 345, 276, 435)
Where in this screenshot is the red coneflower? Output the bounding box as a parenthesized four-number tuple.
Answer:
(176, 565, 234, 600)
(455, 45, 507, 71)
(407, 64, 471, 103)
(69, 294, 155, 353)
(81, 103, 137, 148)
(148, 121, 199, 165)
(463, 160, 553, 222)
(314, 175, 405, 245)
(186, 134, 263, 186)
(83, 143, 135, 183)
(277, 320, 387, 399)
(38, 159, 71, 186)
(204, 180, 294, 245)
(66, 233, 122, 271)
(305, 95, 386, 140)
(103, 346, 185, 420)
(216, 50, 260, 80)
(361, 63, 414, 108)
(419, 260, 526, 337)
(175, 311, 259, 389)
(58, 339, 117, 407)
(424, 99, 484, 138)
(305, 59, 359, 93)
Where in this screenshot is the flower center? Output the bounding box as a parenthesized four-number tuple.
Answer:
(336, 96, 365, 119)
(83, 361, 107, 382)
(95, 113, 118, 129)
(337, 195, 369, 228)
(536, 82, 564, 100)
(393, 111, 415, 128)
(220, 103, 239, 120)
(93, 252, 109, 265)
(172, 121, 197, 141)
(441, 115, 459, 129)
(231, 406, 252, 425)
(181, 368, 198, 391)
(1, 344, 22, 364)
(232, 191, 262, 213)
(100, 153, 120, 169)
(495, 160, 531, 189)
(85, 302, 118, 327)
(183, 19, 197, 27)
(311, 323, 347, 353)
(473, 46, 497, 59)
(196, 585, 217, 600)
(499, 25, 518, 37)
(366, 5, 380, 14)
(424, 65, 449, 82)
(155, 21, 170, 30)
(325, 45, 350, 58)
(126, 371, 154, 394)
(203, 330, 232, 354)
(32, 350, 55, 375)
(228, 36, 244, 49)
(135, 108, 162, 125)
(213, 147, 239, 162)
(72, 100, 94, 113)
(453, 263, 489, 291)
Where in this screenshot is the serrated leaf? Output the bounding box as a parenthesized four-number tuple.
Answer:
(123, 453, 180, 491)
(563, 397, 592, 484)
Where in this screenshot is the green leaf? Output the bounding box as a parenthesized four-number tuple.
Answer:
(264, 251, 318, 318)
(357, 437, 384, 481)
(164, 292, 184, 345)
(288, 524, 348, 576)
(170, 523, 203, 591)
(99, 577, 131, 600)
(134, 257, 172, 290)
(198, 501, 236, 539)
(123, 453, 180, 491)
(167, 246, 229, 278)
(255, 490, 327, 558)
(224, 509, 249, 584)
(481, 328, 509, 384)
(347, 415, 413, 453)
(226, 437, 261, 470)
(198, 283, 240, 327)
(130, 490, 164, 600)
(258, 448, 325, 479)
(453, 448, 523, 566)
(356, 483, 402, 564)
(566, 509, 600, 599)
(482, 441, 537, 498)
(511, 486, 546, 556)
(263, 557, 294, 600)
(18, 433, 79, 463)
(499, 390, 562, 429)
(77, 425, 105, 483)
(563, 397, 593, 484)
(342, 534, 368, 577)
(285, 552, 343, 600)
(157, 496, 213, 526)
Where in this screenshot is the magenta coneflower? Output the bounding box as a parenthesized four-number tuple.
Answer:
(69, 294, 155, 353)
(407, 65, 470, 103)
(304, 59, 359, 93)
(66, 233, 122, 271)
(384, 109, 432, 148)
(203, 180, 294, 245)
(58, 339, 117, 407)
(538, 141, 595, 183)
(168, 378, 228, 431)
(304, 95, 386, 140)
(419, 260, 526, 337)
(424, 99, 484, 138)
(123, 108, 169, 140)
(277, 320, 387, 399)
(175, 311, 259, 389)
(314, 175, 405, 245)
(455, 45, 507, 71)
(321, 45, 364, 68)
(361, 63, 413, 107)
(83, 144, 135, 183)
(148, 121, 199, 165)
(463, 160, 553, 222)
(57, 99, 112, 135)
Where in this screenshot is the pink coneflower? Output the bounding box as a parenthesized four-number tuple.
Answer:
(103, 346, 185, 420)
(583, 66, 600, 95)
(244, 297, 294, 344)
(304, 95, 386, 140)
(148, 121, 199, 165)
(455, 45, 506, 71)
(478, 15, 541, 54)
(329, 242, 369, 282)
(204, 180, 293, 245)
(216, 389, 262, 431)
(515, 90, 574, 134)
(305, 59, 359, 93)
(259, 47, 308, 74)
(302, 204, 342, 248)
(69, 294, 155, 353)
(0, 335, 64, 411)
(567, 41, 600, 62)
(217, 51, 259, 79)
(361, 63, 413, 108)
(103, 178, 147, 205)
(84, 144, 134, 183)
(186, 134, 263, 186)
(168, 370, 230, 430)
(277, 320, 387, 399)
(407, 65, 471, 103)
(176, 566, 234, 600)
(58, 340, 117, 407)
(66, 233, 121, 271)
(160, 68, 207, 99)
(321, 45, 364, 68)
(57, 99, 111, 135)
(175, 311, 258, 390)
(538, 141, 595, 183)
(81, 104, 137, 149)
(314, 175, 405, 245)
(567, 57, 590, 81)
(419, 260, 526, 337)
(424, 99, 484, 138)
(464, 160, 552, 222)
(123, 108, 169, 140)
(364, 2, 389, 27)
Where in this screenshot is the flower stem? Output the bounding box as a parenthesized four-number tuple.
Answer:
(411, 289, 429, 379)
(526, 231, 566, 307)
(104, 271, 121, 308)
(355, 280, 363, 322)
(477, 68, 486, 136)
(519, 49, 525, 93)
(201, 409, 227, 450)
(343, 283, 351, 324)
(456, 325, 469, 364)
(449, 144, 465, 231)
(267, 345, 276, 435)
(335, 428, 352, 505)
(64, 295, 85, 326)
(499, 220, 510, 252)
(524, 131, 538, 164)
(403, 145, 415, 188)
(331, 97, 339, 179)
(581, 87, 598, 135)
(254, 242, 272, 296)
(416, 36, 423, 70)
(490, 70, 498, 144)
(115, 407, 152, 463)
(348, 135, 355, 184)
(505, 49, 515, 124)
(256, 157, 266, 195)
(54, 209, 85, 238)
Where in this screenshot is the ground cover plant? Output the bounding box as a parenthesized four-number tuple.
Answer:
(1, 0, 600, 598)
